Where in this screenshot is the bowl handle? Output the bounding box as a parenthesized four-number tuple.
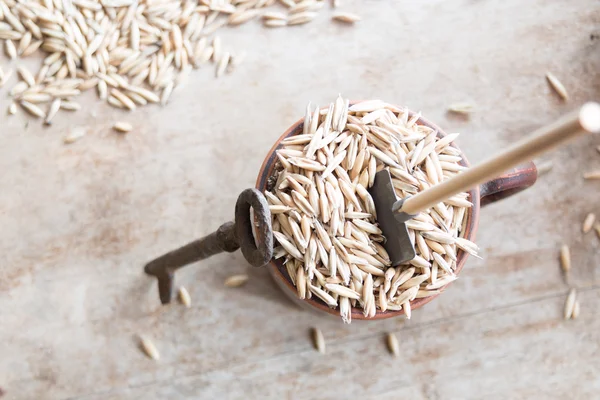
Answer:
(479, 161, 538, 207)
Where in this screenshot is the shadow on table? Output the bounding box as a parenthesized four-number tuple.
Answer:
(229, 252, 304, 313)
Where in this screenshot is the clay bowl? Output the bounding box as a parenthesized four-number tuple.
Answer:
(255, 104, 537, 320)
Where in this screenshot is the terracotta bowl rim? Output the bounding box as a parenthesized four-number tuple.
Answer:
(255, 103, 480, 320)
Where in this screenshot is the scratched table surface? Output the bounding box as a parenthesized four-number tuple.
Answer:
(1, 0, 600, 399)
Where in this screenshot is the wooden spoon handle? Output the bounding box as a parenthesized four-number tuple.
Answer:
(400, 102, 600, 216)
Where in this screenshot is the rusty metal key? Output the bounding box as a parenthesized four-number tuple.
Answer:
(144, 188, 273, 304)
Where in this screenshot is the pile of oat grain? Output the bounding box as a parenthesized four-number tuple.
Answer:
(265, 96, 480, 323)
(0, 0, 359, 123)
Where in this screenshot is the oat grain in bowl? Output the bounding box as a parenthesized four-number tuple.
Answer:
(263, 96, 479, 323)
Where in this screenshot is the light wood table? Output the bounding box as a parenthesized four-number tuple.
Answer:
(1, 1, 599, 398)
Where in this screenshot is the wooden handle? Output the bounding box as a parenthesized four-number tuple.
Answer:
(400, 102, 600, 215)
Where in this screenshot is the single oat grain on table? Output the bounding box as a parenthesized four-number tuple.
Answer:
(113, 121, 133, 133)
(140, 336, 160, 360)
(582, 213, 596, 234)
(545, 72, 569, 101)
(559, 244, 571, 273)
(224, 274, 249, 288)
(178, 286, 191, 307)
(311, 327, 326, 354)
(564, 288, 577, 320)
(264, 96, 478, 323)
(386, 332, 399, 356)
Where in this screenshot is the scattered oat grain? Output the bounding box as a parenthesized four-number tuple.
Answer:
(564, 288, 576, 320)
(263, 11, 287, 20)
(113, 122, 133, 133)
(19, 101, 44, 118)
(4, 40, 16, 60)
(224, 274, 249, 288)
(140, 336, 160, 360)
(264, 19, 287, 27)
(288, 11, 317, 25)
(178, 286, 191, 307)
(559, 244, 571, 273)
(17, 66, 35, 86)
(44, 99, 61, 124)
(311, 327, 325, 353)
(63, 127, 86, 144)
(546, 72, 569, 101)
(386, 333, 399, 356)
(571, 300, 580, 319)
(447, 102, 476, 114)
(332, 12, 360, 23)
(583, 171, 600, 180)
(216, 52, 230, 78)
(536, 160, 553, 176)
(582, 213, 596, 234)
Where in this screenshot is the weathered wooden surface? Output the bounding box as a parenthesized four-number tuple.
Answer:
(1, 0, 599, 399)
